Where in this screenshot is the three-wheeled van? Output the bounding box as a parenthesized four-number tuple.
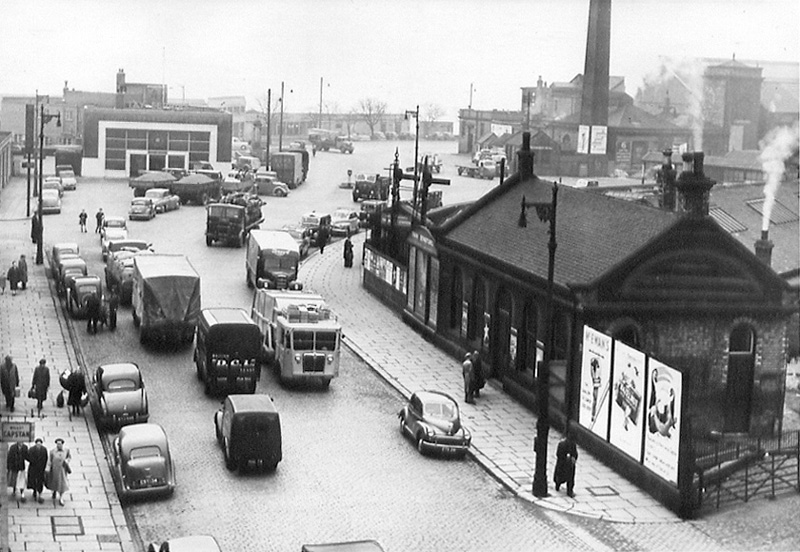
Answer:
(195, 308, 261, 395)
(214, 394, 282, 472)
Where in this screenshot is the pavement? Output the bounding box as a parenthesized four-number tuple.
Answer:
(0, 174, 679, 552)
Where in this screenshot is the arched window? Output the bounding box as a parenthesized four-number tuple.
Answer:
(450, 267, 463, 331)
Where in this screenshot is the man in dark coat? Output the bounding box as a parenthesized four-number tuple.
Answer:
(31, 213, 40, 244)
(26, 437, 49, 503)
(471, 350, 485, 397)
(317, 226, 329, 254)
(85, 292, 101, 334)
(95, 208, 104, 233)
(343, 236, 354, 268)
(7, 440, 28, 501)
(18, 254, 28, 290)
(554, 431, 579, 497)
(66, 370, 86, 416)
(7, 261, 20, 296)
(31, 358, 50, 413)
(108, 287, 120, 330)
(1, 355, 20, 411)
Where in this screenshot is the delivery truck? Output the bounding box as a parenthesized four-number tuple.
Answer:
(132, 254, 201, 345)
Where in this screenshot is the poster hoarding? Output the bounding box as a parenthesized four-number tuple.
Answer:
(643, 358, 682, 484)
(590, 125, 608, 155)
(577, 125, 590, 154)
(578, 326, 612, 439)
(609, 341, 646, 462)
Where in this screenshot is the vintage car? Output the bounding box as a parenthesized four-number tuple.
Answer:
(66, 274, 102, 319)
(300, 211, 332, 246)
(147, 535, 222, 552)
(106, 248, 154, 305)
(59, 169, 78, 191)
(57, 257, 87, 296)
(94, 362, 149, 430)
(41, 189, 62, 214)
(111, 423, 175, 502)
(281, 224, 312, 259)
(254, 173, 289, 197)
(43, 176, 64, 197)
(106, 239, 152, 259)
(398, 390, 471, 457)
(214, 394, 282, 472)
(129, 197, 157, 220)
(222, 171, 255, 194)
(51, 243, 79, 277)
(144, 188, 181, 213)
(100, 217, 129, 260)
(331, 208, 360, 236)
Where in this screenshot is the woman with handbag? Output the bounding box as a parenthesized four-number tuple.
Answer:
(0, 355, 20, 411)
(31, 358, 51, 414)
(47, 438, 71, 506)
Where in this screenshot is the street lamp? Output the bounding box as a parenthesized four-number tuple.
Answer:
(518, 181, 558, 498)
(36, 105, 61, 265)
(278, 82, 293, 151)
(404, 106, 420, 223)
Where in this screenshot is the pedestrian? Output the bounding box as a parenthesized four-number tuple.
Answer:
(554, 429, 579, 497)
(31, 358, 51, 414)
(95, 208, 104, 233)
(27, 437, 48, 503)
(0, 271, 5, 294)
(462, 352, 475, 404)
(317, 226, 328, 254)
(66, 369, 86, 417)
(46, 438, 71, 506)
(471, 350, 485, 398)
(108, 286, 119, 330)
(7, 261, 20, 296)
(343, 235, 354, 268)
(85, 291, 101, 334)
(312, 144, 317, 157)
(31, 212, 40, 244)
(78, 209, 88, 233)
(7, 440, 28, 502)
(0, 355, 20, 411)
(18, 254, 28, 290)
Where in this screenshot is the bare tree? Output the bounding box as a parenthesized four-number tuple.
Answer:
(424, 103, 445, 124)
(358, 98, 387, 138)
(344, 108, 359, 139)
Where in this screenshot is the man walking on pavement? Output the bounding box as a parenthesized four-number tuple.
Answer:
(79, 209, 88, 232)
(95, 207, 104, 233)
(31, 358, 51, 414)
(554, 428, 579, 498)
(85, 292, 101, 334)
(26, 437, 48, 503)
(7, 439, 28, 501)
(1, 355, 20, 411)
(18, 254, 28, 290)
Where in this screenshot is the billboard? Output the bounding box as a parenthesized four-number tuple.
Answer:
(609, 341, 646, 462)
(643, 358, 682, 484)
(578, 326, 612, 439)
(590, 125, 608, 155)
(577, 125, 591, 154)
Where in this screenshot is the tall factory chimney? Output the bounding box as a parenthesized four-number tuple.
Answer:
(579, 0, 611, 128)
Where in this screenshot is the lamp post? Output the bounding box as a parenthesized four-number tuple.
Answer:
(404, 106, 420, 224)
(518, 181, 558, 498)
(36, 105, 61, 265)
(278, 81, 285, 151)
(265, 88, 272, 169)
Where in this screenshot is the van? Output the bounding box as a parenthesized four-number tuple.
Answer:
(213, 394, 282, 472)
(246, 230, 301, 289)
(195, 308, 262, 395)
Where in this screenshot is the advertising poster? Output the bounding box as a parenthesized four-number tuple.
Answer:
(461, 301, 469, 337)
(590, 125, 608, 155)
(578, 326, 612, 439)
(643, 359, 682, 485)
(577, 125, 591, 154)
(482, 313, 491, 350)
(609, 341, 646, 462)
(509, 327, 518, 365)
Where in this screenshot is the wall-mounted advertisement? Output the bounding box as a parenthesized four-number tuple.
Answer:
(590, 125, 608, 155)
(578, 326, 612, 439)
(643, 358, 682, 485)
(577, 125, 591, 154)
(609, 341, 646, 462)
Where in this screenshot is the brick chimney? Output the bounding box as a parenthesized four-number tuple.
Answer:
(115, 69, 126, 109)
(659, 148, 678, 211)
(754, 230, 774, 267)
(676, 152, 715, 217)
(517, 131, 534, 179)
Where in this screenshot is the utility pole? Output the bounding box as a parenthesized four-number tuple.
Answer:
(265, 88, 272, 170)
(279, 81, 285, 151)
(318, 77, 323, 129)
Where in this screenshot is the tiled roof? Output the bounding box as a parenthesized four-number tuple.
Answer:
(440, 175, 679, 287)
(705, 150, 763, 171)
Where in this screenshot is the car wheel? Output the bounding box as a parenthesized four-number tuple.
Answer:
(206, 236, 213, 247)
(274, 189, 286, 197)
(224, 438, 237, 471)
(399, 415, 405, 435)
(416, 435, 426, 455)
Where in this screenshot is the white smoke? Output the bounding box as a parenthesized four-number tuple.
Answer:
(759, 123, 799, 232)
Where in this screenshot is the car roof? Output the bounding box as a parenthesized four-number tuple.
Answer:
(414, 390, 458, 406)
(118, 423, 168, 447)
(227, 394, 278, 414)
(201, 308, 255, 326)
(99, 362, 141, 381)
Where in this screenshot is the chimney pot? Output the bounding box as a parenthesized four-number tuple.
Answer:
(676, 151, 715, 217)
(517, 131, 534, 179)
(754, 231, 774, 267)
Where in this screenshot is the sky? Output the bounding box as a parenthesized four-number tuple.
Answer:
(1, 0, 797, 122)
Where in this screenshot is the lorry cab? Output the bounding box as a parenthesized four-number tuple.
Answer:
(214, 394, 282, 472)
(300, 211, 332, 246)
(246, 230, 301, 289)
(251, 289, 341, 388)
(195, 308, 261, 396)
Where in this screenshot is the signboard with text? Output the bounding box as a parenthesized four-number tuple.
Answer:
(609, 341, 646, 462)
(1, 421, 34, 443)
(643, 358, 682, 484)
(578, 326, 612, 439)
(590, 125, 608, 155)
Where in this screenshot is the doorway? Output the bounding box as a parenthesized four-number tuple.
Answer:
(129, 153, 146, 177)
(724, 324, 756, 433)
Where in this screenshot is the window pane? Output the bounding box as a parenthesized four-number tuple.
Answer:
(168, 155, 185, 169)
(128, 129, 146, 140)
(106, 137, 126, 149)
(293, 331, 313, 351)
(189, 152, 209, 162)
(105, 159, 125, 170)
(106, 148, 126, 160)
(127, 138, 146, 150)
(107, 128, 125, 139)
(148, 130, 168, 151)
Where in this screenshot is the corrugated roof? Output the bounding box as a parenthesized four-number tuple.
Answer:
(441, 175, 679, 287)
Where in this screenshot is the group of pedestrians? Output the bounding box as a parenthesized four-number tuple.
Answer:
(1, 255, 28, 295)
(7, 436, 72, 506)
(461, 350, 485, 404)
(1, 357, 52, 414)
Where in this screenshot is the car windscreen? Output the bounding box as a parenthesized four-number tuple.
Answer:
(129, 445, 162, 460)
(263, 254, 297, 269)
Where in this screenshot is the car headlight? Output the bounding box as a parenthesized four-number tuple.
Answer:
(424, 425, 436, 437)
(294, 354, 300, 363)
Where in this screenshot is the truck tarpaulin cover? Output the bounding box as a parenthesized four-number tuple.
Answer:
(135, 255, 201, 324)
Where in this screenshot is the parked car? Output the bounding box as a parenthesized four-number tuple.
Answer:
(105, 239, 152, 259)
(281, 224, 312, 259)
(41, 189, 62, 214)
(398, 390, 471, 457)
(144, 188, 181, 213)
(100, 217, 129, 260)
(330, 208, 360, 236)
(94, 362, 149, 430)
(57, 257, 87, 296)
(51, 243, 79, 278)
(254, 173, 290, 197)
(147, 535, 222, 552)
(43, 176, 64, 197)
(214, 394, 282, 472)
(129, 198, 157, 220)
(65, 274, 102, 319)
(59, 169, 78, 191)
(105, 249, 154, 305)
(111, 423, 175, 502)
(299, 211, 332, 246)
(55, 164, 74, 177)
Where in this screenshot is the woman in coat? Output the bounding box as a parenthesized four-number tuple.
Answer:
(18, 255, 28, 290)
(31, 358, 51, 413)
(47, 438, 71, 506)
(0, 355, 20, 411)
(66, 370, 86, 416)
(6, 261, 19, 296)
(27, 438, 49, 503)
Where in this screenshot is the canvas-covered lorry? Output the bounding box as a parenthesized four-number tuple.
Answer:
(270, 152, 304, 189)
(246, 230, 301, 290)
(206, 193, 264, 247)
(250, 289, 341, 387)
(132, 254, 201, 345)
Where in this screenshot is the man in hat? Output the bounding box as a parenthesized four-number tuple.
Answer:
(7, 439, 28, 501)
(31, 358, 51, 413)
(27, 437, 48, 503)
